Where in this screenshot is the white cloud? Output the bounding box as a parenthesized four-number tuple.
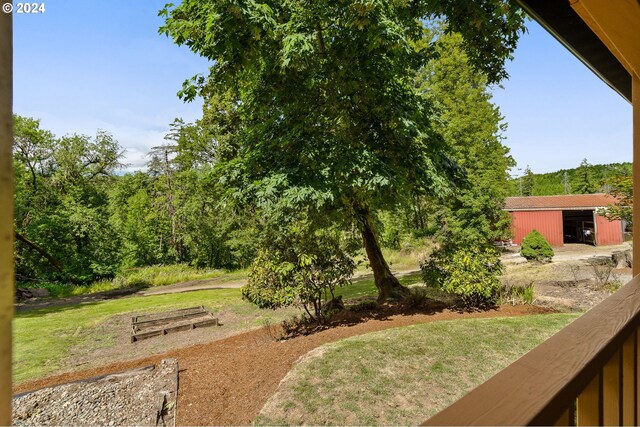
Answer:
(16, 102, 204, 173)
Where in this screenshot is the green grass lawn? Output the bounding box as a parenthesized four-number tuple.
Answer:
(353, 246, 426, 277)
(13, 265, 547, 392)
(13, 271, 394, 385)
(336, 272, 424, 300)
(24, 244, 425, 300)
(21, 265, 249, 298)
(256, 313, 580, 426)
(13, 288, 281, 384)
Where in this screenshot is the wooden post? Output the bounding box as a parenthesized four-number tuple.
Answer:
(602, 350, 621, 425)
(622, 333, 635, 426)
(635, 73, 640, 276)
(0, 6, 13, 426)
(577, 374, 601, 426)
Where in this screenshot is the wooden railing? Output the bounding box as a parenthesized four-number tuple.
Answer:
(424, 275, 640, 426)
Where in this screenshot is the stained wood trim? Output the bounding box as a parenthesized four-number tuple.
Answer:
(423, 276, 640, 426)
(570, 0, 640, 77)
(0, 8, 12, 426)
(577, 374, 600, 426)
(602, 350, 621, 425)
(622, 332, 635, 425)
(554, 409, 570, 426)
(634, 73, 640, 276)
(636, 328, 640, 425)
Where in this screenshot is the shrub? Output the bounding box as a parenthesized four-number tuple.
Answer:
(242, 226, 356, 321)
(520, 230, 554, 262)
(498, 282, 535, 305)
(421, 246, 502, 308)
(587, 258, 621, 291)
(404, 286, 429, 308)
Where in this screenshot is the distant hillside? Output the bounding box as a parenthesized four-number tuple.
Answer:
(508, 162, 631, 196)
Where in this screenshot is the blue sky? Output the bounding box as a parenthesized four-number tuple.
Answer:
(13, 2, 633, 174)
(491, 19, 632, 175)
(13, 0, 209, 169)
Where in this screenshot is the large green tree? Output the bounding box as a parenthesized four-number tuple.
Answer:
(418, 31, 515, 248)
(599, 175, 632, 224)
(160, 0, 524, 301)
(13, 115, 123, 283)
(109, 120, 259, 270)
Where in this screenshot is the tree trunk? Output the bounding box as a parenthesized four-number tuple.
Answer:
(357, 207, 409, 302)
(15, 231, 63, 272)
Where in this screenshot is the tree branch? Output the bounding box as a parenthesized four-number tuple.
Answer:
(14, 231, 63, 272)
(315, 23, 327, 57)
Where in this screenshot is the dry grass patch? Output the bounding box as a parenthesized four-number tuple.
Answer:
(13, 288, 294, 385)
(256, 313, 578, 426)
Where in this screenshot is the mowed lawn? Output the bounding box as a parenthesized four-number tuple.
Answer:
(13, 288, 288, 384)
(256, 313, 579, 426)
(14, 272, 424, 385)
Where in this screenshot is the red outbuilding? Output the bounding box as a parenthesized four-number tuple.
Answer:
(505, 194, 624, 246)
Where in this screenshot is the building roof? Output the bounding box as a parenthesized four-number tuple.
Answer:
(505, 193, 618, 211)
(515, 0, 631, 102)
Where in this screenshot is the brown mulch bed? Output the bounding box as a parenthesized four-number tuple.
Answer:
(14, 303, 551, 426)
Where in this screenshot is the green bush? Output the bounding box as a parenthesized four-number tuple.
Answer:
(520, 230, 554, 262)
(404, 286, 430, 308)
(422, 246, 502, 307)
(242, 225, 356, 321)
(498, 282, 535, 305)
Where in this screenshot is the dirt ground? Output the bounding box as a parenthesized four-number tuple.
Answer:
(55, 306, 296, 378)
(14, 303, 548, 426)
(501, 243, 632, 311)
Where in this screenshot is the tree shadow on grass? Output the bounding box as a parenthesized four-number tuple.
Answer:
(280, 298, 454, 339)
(14, 300, 104, 318)
(14, 287, 141, 317)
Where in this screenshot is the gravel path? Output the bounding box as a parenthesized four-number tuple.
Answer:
(13, 359, 178, 426)
(502, 242, 632, 264)
(138, 268, 421, 296)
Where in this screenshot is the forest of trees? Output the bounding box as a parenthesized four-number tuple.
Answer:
(509, 160, 632, 197)
(14, 1, 525, 304)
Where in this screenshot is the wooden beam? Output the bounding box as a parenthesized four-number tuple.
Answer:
(570, 0, 640, 77)
(423, 276, 640, 426)
(0, 7, 12, 426)
(635, 73, 640, 277)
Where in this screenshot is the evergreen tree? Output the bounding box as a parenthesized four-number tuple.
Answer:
(416, 31, 515, 248)
(563, 171, 571, 194)
(599, 175, 632, 224)
(574, 158, 596, 194)
(522, 165, 535, 196)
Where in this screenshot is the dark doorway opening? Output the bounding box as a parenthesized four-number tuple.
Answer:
(562, 210, 595, 244)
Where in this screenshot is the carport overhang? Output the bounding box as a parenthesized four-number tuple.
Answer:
(515, 0, 640, 274)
